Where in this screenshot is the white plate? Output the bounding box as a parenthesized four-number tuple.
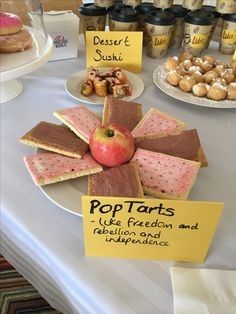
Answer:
(40, 176, 87, 216)
(65, 68, 144, 105)
(153, 65, 236, 109)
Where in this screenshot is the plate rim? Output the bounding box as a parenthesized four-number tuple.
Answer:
(65, 67, 144, 105)
(153, 65, 236, 109)
(40, 179, 85, 217)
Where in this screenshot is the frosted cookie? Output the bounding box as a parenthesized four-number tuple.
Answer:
(131, 148, 201, 200)
(20, 121, 88, 158)
(88, 162, 144, 197)
(54, 105, 101, 143)
(131, 108, 186, 139)
(135, 129, 208, 167)
(24, 152, 103, 186)
(102, 96, 142, 131)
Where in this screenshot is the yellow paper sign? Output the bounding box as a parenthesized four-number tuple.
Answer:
(82, 196, 224, 262)
(85, 31, 143, 73)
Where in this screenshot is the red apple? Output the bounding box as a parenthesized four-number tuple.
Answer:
(89, 123, 135, 167)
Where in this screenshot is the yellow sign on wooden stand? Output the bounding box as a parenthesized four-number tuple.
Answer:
(82, 196, 224, 262)
(85, 31, 143, 73)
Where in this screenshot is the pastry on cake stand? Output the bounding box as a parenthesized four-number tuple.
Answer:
(0, 0, 53, 103)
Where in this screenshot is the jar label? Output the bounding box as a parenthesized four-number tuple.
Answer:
(221, 30, 236, 44)
(151, 34, 170, 48)
(185, 34, 208, 48)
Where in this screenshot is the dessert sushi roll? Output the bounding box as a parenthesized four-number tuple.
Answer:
(81, 79, 94, 97)
(105, 77, 121, 94)
(94, 77, 108, 97)
(112, 67, 128, 84)
(112, 84, 132, 98)
(86, 67, 98, 81)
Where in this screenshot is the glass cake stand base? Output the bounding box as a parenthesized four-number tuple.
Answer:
(1, 79, 24, 103)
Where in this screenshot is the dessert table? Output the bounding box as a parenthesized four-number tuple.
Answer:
(1, 38, 236, 314)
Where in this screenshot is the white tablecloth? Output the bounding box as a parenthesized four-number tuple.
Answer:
(1, 39, 236, 314)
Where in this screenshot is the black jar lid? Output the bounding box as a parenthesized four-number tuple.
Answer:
(110, 7, 139, 22)
(137, 2, 160, 15)
(167, 5, 188, 18)
(108, 4, 132, 15)
(145, 11, 175, 25)
(79, 4, 107, 16)
(202, 5, 221, 19)
(184, 10, 215, 25)
(222, 13, 236, 22)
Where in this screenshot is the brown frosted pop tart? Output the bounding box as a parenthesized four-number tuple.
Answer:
(88, 162, 144, 197)
(102, 96, 142, 131)
(20, 121, 88, 158)
(135, 129, 208, 167)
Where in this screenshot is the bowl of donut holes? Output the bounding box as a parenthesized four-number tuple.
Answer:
(153, 50, 236, 108)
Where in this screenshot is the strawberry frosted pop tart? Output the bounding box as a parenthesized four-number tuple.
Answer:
(53, 105, 101, 143)
(24, 152, 103, 186)
(131, 108, 186, 139)
(131, 148, 200, 200)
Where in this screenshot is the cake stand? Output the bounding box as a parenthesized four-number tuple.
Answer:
(0, 27, 53, 103)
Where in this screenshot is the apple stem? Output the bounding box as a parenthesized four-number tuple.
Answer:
(106, 129, 114, 137)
